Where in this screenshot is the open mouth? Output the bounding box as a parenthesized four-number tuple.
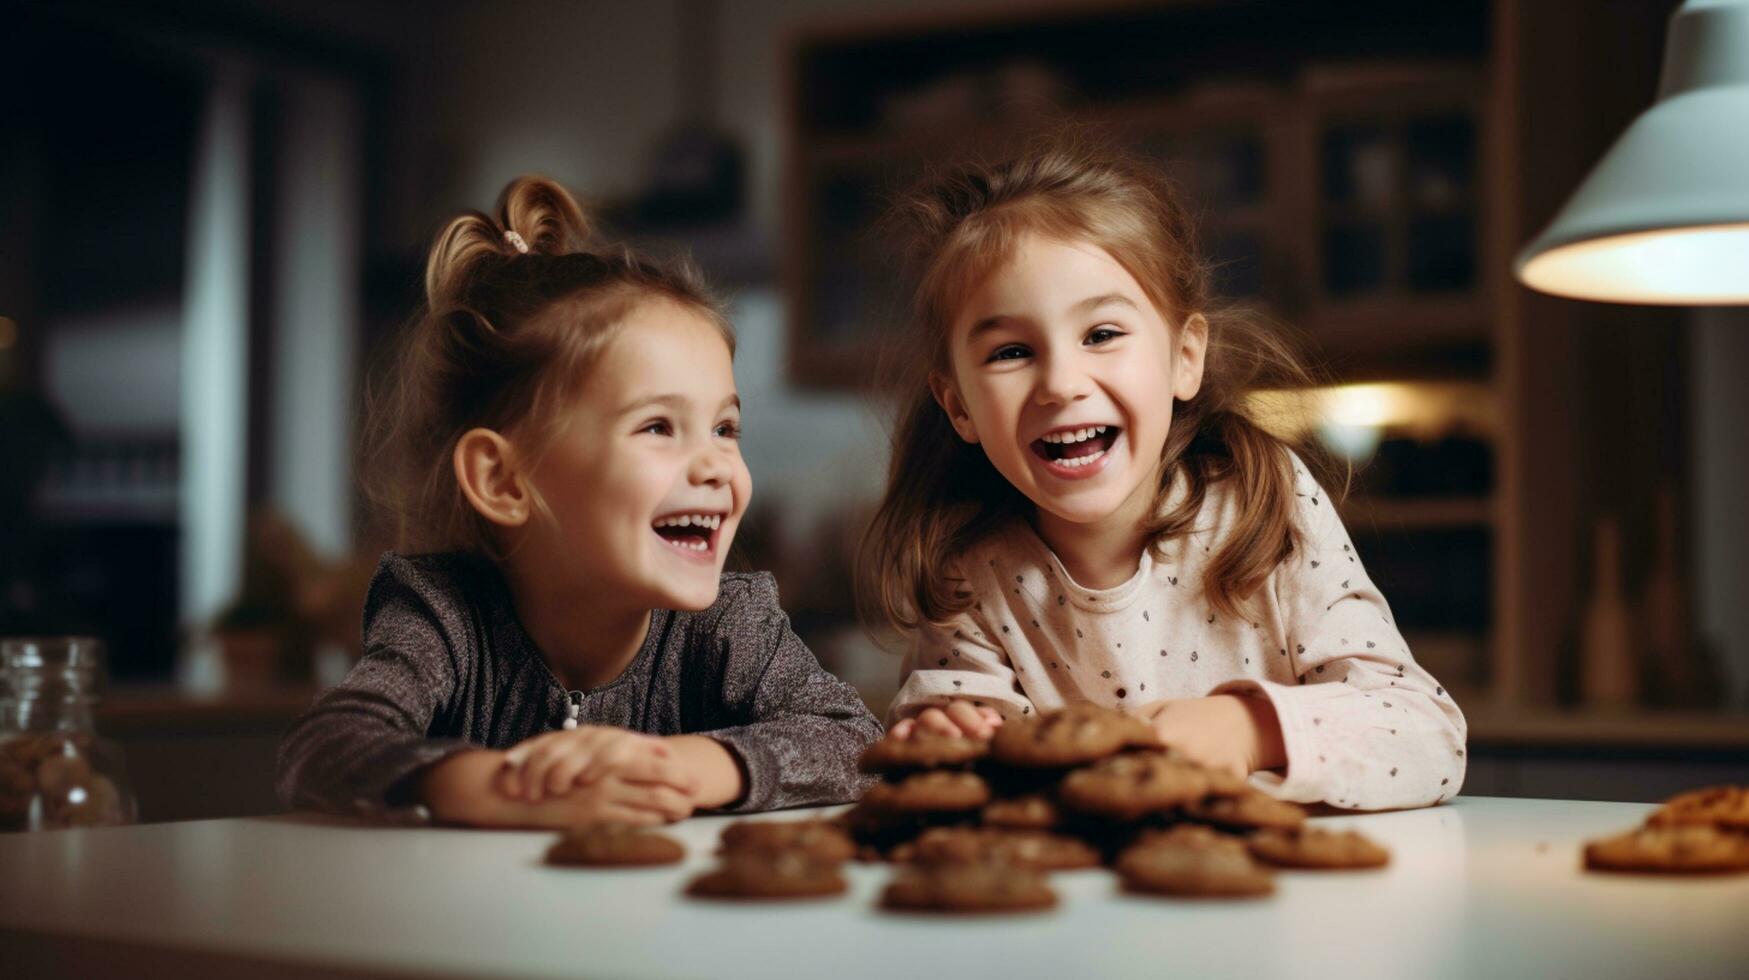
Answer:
(650, 512, 725, 561)
(1030, 424, 1121, 476)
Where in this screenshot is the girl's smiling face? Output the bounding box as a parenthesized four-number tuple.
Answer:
(523, 299, 750, 611)
(935, 234, 1206, 535)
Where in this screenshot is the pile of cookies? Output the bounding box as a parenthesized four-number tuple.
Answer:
(1583, 785, 1749, 874)
(539, 704, 1391, 913)
(842, 703, 1389, 910)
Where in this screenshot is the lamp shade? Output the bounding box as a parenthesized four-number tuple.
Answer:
(1514, 0, 1749, 304)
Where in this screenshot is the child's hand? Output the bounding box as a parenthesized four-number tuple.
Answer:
(889, 701, 1005, 740)
(1133, 695, 1281, 780)
(542, 769, 697, 826)
(417, 749, 696, 828)
(496, 726, 698, 805)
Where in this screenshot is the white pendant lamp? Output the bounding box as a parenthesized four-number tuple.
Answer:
(1515, 0, 1749, 304)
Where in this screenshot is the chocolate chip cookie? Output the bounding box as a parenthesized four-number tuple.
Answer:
(545, 823, 685, 867)
(1644, 786, 1749, 832)
(880, 860, 1058, 914)
(890, 826, 1101, 871)
(990, 704, 1158, 769)
(686, 851, 850, 900)
(1129, 822, 1250, 854)
(719, 819, 855, 863)
(981, 793, 1062, 831)
(1583, 825, 1749, 874)
(1182, 788, 1307, 832)
(1247, 827, 1391, 870)
(862, 770, 992, 814)
(858, 731, 989, 774)
(1117, 825, 1275, 898)
(1058, 750, 1212, 821)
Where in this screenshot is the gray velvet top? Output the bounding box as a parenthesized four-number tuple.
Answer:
(275, 553, 882, 818)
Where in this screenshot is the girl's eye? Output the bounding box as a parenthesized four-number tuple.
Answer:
(639, 419, 673, 436)
(715, 420, 742, 440)
(1086, 325, 1125, 345)
(986, 344, 1031, 363)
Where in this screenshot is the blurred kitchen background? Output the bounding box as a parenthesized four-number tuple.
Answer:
(2, 0, 1745, 820)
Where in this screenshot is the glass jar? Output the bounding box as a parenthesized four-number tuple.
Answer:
(0, 637, 137, 831)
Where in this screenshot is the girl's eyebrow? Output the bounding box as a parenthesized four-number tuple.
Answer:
(966, 293, 1138, 343)
(966, 314, 1016, 341)
(1072, 292, 1140, 315)
(617, 393, 740, 416)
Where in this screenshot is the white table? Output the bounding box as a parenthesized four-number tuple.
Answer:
(2, 796, 1746, 980)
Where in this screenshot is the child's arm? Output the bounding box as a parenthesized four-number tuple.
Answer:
(1205, 464, 1468, 810)
(274, 559, 478, 816)
(690, 574, 884, 812)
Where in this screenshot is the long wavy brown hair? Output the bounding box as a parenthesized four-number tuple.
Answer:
(362, 174, 731, 558)
(858, 136, 1341, 636)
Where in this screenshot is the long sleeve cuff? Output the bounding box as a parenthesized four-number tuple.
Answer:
(1207, 677, 1358, 805)
(702, 728, 774, 813)
(1209, 676, 1468, 810)
(277, 730, 476, 818)
(704, 723, 878, 814)
(887, 672, 1037, 725)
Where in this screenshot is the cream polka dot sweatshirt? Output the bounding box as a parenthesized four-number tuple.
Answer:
(889, 463, 1468, 811)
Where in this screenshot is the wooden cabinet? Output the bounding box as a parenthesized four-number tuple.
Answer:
(786, 69, 1493, 386)
(1296, 70, 1493, 375)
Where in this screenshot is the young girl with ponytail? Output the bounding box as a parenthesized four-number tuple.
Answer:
(277, 175, 879, 827)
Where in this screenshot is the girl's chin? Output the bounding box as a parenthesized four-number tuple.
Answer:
(1024, 460, 1171, 528)
(1024, 481, 1148, 528)
(1019, 473, 1124, 512)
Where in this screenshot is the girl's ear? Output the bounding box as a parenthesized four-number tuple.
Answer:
(928, 371, 981, 444)
(453, 428, 532, 528)
(1172, 313, 1210, 402)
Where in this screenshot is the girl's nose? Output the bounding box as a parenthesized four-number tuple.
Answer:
(689, 443, 733, 487)
(1033, 353, 1091, 407)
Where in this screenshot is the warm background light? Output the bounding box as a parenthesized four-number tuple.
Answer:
(1247, 382, 1497, 464)
(1250, 382, 1497, 438)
